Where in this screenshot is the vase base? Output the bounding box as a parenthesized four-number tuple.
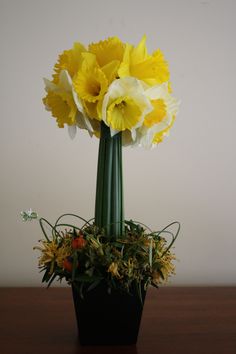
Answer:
(72, 283, 146, 346)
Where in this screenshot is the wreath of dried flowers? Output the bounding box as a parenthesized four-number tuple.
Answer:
(25, 212, 180, 299)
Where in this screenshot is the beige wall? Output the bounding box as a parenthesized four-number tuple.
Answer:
(0, 0, 235, 286)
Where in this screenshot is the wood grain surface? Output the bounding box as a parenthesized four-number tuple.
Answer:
(0, 287, 235, 354)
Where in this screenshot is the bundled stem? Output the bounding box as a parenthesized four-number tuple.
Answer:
(95, 122, 124, 238)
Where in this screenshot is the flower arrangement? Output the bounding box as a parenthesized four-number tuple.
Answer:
(31, 214, 179, 298)
(43, 36, 178, 147)
(24, 36, 180, 298)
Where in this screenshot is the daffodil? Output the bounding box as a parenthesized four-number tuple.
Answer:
(43, 70, 79, 128)
(88, 37, 125, 84)
(137, 83, 179, 148)
(118, 35, 170, 85)
(73, 53, 108, 104)
(53, 42, 86, 84)
(144, 98, 167, 128)
(43, 70, 93, 137)
(43, 36, 179, 146)
(152, 115, 175, 144)
(73, 53, 108, 120)
(89, 37, 124, 67)
(102, 77, 153, 137)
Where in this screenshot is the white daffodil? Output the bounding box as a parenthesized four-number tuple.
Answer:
(137, 83, 179, 148)
(102, 77, 153, 139)
(43, 70, 93, 138)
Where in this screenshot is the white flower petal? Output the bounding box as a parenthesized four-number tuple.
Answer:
(76, 111, 93, 136)
(59, 70, 73, 92)
(68, 125, 77, 139)
(145, 83, 168, 100)
(122, 130, 136, 147)
(131, 128, 136, 141)
(43, 78, 57, 92)
(72, 86, 84, 112)
(44, 70, 73, 94)
(102, 77, 153, 136)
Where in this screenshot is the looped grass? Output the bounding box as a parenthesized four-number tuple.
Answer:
(36, 214, 180, 298)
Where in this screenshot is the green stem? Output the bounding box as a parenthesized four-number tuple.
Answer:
(95, 122, 124, 238)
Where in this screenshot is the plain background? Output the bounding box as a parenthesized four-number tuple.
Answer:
(0, 0, 235, 286)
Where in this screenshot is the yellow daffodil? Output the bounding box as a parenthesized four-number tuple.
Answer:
(43, 36, 179, 146)
(53, 42, 86, 84)
(73, 53, 108, 103)
(88, 37, 124, 83)
(89, 37, 124, 67)
(43, 70, 93, 137)
(43, 70, 78, 128)
(118, 35, 170, 85)
(102, 77, 153, 137)
(73, 53, 108, 120)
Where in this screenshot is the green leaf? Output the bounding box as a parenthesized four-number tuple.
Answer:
(47, 273, 57, 288)
(42, 269, 51, 283)
(95, 122, 124, 239)
(87, 279, 102, 292)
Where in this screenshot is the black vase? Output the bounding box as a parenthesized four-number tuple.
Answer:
(72, 282, 146, 345)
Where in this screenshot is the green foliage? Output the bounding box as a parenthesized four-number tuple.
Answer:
(95, 122, 124, 238)
(35, 215, 180, 298)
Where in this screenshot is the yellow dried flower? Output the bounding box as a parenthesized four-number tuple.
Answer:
(108, 262, 122, 279)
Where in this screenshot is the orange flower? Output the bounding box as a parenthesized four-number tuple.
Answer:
(72, 235, 86, 249)
(63, 258, 73, 272)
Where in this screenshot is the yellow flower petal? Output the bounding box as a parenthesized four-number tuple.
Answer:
(144, 99, 167, 128)
(108, 262, 121, 278)
(107, 96, 142, 131)
(83, 100, 101, 120)
(117, 43, 132, 77)
(102, 77, 153, 136)
(43, 90, 77, 128)
(53, 42, 86, 83)
(131, 54, 169, 84)
(137, 83, 179, 148)
(130, 34, 148, 64)
(73, 53, 108, 103)
(118, 36, 170, 85)
(152, 49, 170, 83)
(43, 70, 90, 131)
(152, 115, 175, 144)
(101, 60, 120, 83)
(88, 37, 124, 67)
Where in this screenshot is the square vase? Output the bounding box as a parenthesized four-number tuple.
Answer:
(72, 282, 146, 345)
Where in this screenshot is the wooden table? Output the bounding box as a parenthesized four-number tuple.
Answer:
(0, 287, 235, 354)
